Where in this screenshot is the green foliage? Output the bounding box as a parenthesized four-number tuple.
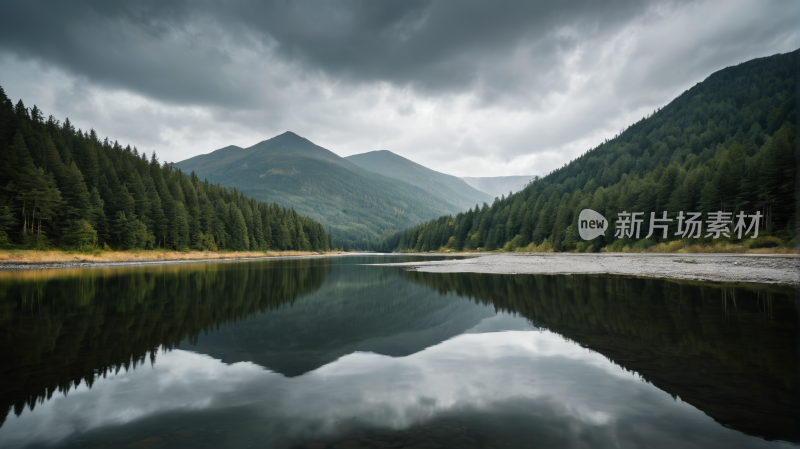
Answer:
(744, 235, 782, 249)
(230, 204, 249, 251)
(193, 232, 218, 251)
(387, 50, 798, 253)
(61, 219, 97, 250)
(0, 93, 329, 253)
(0, 204, 16, 244)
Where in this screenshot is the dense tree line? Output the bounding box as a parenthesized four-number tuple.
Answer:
(0, 88, 329, 252)
(385, 49, 797, 253)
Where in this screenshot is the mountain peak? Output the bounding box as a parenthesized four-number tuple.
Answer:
(345, 149, 493, 210)
(274, 131, 310, 143)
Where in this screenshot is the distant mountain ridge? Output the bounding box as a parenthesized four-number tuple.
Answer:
(461, 175, 536, 198)
(175, 132, 471, 249)
(345, 150, 493, 211)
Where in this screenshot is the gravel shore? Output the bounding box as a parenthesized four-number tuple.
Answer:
(378, 253, 800, 286)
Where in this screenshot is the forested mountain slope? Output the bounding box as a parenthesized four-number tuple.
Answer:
(461, 175, 536, 198)
(0, 90, 328, 252)
(346, 150, 493, 211)
(387, 49, 797, 253)
(177, 132, 468, 249)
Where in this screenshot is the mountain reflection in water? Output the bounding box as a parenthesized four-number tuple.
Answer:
(0, 256, 795, 449)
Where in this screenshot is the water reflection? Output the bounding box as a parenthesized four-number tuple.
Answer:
(405, 271, 798, 442)
(0, 256, 795, 448)
(0, 257, 332, 428)
(175, 261, 498, 376)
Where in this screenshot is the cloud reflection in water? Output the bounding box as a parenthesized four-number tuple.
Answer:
(0, 326, 787, 448)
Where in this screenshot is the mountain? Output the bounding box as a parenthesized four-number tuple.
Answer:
(345, 150, 493, 210)
(389, 49, 798, 252)
(0, 89, 327, 252)
(461, 175, 536, 198)
(175, 132, 467, 249)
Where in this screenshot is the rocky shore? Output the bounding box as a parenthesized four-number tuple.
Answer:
(377, 253, 800, 286)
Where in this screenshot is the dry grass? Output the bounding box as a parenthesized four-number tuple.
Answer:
(683, 243, 747, 254)
(631, 244, 794, 254)
(0, 249, 342, 265)
(746, 247, 797, 254)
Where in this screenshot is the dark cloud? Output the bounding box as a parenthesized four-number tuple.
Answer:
(0, 0, 687, 108)
(0, 0, 795, 176)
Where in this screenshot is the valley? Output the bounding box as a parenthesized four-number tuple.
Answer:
(176, 132, 491, 249)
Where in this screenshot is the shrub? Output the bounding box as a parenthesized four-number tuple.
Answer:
(667, 240, 685, 252)
(646, 242, 669, 253)
(605, 239, 626, 252)
(745, 236, 782, 249)
(632, 239, 655, 252)
(713, 242, 746, 253)
(520, 238, 554, 253)
(504, 234, 524, 252)
(193, 232, 219, 252)
(686, 244, 705, 253)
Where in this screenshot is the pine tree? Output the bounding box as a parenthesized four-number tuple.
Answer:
(61, 162, 91, 221)
(230, 204, 249, 251)
(0, 204, 16, 244)
(61, 219, 97, 250)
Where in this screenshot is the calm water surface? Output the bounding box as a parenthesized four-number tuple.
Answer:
(0, 255, 796, 448)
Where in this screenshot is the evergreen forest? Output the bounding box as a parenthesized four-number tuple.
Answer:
(0, 88, 329, 253)
(384, 49, 798, 253)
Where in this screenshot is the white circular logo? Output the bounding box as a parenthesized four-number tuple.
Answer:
(578, 209, 608, 240)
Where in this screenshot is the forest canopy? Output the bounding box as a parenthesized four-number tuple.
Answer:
(0, 88, 329, 253)
(383, 49, 798, 253)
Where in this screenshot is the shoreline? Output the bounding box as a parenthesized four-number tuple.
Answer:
(0, 251, 350, 271)
(0, 251, 456, 271)
(0, 251, 797, 286)
(376, 253, 800, 286)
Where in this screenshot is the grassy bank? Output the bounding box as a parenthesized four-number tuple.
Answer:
(0, 248, 343, 265)
(398, 236, 797, 255)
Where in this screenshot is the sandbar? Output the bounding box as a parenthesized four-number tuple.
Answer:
(377, 253, 800, 286)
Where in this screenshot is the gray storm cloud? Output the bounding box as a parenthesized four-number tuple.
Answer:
(0, 0, 796, 175)
(0, 1, 661, 105)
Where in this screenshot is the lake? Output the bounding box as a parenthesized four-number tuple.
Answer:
(0, 255, 796, 448)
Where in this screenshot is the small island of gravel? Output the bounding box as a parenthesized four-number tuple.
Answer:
(377, 253, 800, 286)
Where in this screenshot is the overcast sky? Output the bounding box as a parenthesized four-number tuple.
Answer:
(0, 1, 796, 177)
